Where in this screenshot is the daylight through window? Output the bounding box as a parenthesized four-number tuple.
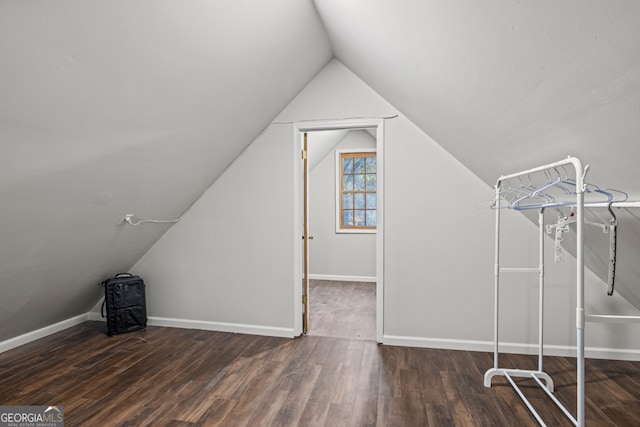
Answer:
(339, 152, 377, 230)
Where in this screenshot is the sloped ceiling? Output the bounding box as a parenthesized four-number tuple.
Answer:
(314, 0, 640, 196)
(307, 130, 350, 171)
(0, 0, 332, 341)
(314, 0, 640, 308)
(4, 0, 640, 343)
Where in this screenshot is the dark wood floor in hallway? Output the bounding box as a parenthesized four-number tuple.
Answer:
(0, 283, 639, 426)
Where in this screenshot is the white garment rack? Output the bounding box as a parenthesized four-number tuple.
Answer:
(485, 156, 640, 426)
(484, 156, 605, 427)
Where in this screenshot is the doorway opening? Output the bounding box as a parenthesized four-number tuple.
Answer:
(308, 279, 376, 340)
(292, 118, 385, 342)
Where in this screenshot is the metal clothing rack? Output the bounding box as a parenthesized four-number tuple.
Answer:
(484, 156, 588, 427)
(484, 156, 640, 426)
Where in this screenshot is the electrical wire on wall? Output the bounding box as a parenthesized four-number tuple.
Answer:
(117, 214, 182, 226)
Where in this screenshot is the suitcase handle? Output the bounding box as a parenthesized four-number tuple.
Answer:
(98, 272, 134, 286)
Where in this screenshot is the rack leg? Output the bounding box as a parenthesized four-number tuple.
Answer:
(577, 328, 585, 427)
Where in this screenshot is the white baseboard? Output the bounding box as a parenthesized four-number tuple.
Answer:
(0, 313, 88, 353)
(309, 274, 376, 283)
(381, 334, 640, 361)
(382, 334, 492, 353)
(87, 311, 104, 321)
(87, 312, 295, 338)
(147, 316, 296, 338)
(4, 315, 639, 362)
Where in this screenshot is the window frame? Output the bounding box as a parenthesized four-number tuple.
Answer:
(335, 148, 377, 234)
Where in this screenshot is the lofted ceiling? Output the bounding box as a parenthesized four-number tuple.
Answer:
(306, 129, 351, 171)
(313, 0, 640, 309)
(2, 0, 640, 342)
(0, 0, 332, 341)
(314, 0, 640, 197)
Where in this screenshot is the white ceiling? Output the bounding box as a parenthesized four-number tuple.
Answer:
(314, 0, 640, 197)
(2, 0, 640, 341)
(0, 0, 332, 340)
(311, 0, 640, 308)
(306, 130, 350, 171)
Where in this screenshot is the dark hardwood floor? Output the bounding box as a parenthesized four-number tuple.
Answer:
(0, 282, 639, 426)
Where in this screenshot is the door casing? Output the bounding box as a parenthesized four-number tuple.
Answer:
(292, 118, 385, 342)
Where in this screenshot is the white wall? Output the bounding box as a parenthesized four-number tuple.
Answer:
(132, 59, 397, 336)
(309, 130, 376, 279)
(0, 0, 332, 343)
(133, 59, 640, 359)
(132, 123, 295, 335)
(382, 114, 495, 342)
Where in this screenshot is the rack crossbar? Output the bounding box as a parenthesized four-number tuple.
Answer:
(531, 375, 578, 426)
(496, 157, 582, 186)
(499, 267, 541, 273)
(504, 372, 547, 427)
(584, 201, 640, 208)
(586, 314, 640, 323)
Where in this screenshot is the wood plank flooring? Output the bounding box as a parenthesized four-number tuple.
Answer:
(308, 279, 376, 340)
(0, 281, 639, 426)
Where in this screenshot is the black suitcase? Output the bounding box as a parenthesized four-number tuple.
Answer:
(100, 273, 147, 336)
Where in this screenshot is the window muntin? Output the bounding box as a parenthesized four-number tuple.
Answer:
(339, 152, 377, 231)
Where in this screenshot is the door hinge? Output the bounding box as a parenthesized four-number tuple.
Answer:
(301, 150, 307, 160)
(302, 295, 307, 305)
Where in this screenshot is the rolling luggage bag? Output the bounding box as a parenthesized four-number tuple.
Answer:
(100, 273, 147, 336)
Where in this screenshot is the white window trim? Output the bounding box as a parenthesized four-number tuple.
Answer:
(335, 148, 377, 234)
